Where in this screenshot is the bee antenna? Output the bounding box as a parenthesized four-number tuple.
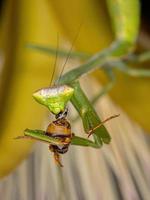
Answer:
(56, 23, 83, 85)
(49, 33, 59, 86)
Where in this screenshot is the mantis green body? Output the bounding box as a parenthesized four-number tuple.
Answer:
(17, 0, 150, 166)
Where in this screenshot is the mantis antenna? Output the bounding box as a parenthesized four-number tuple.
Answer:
(49, 33, 59, 86)
(56, 23, 83, 85)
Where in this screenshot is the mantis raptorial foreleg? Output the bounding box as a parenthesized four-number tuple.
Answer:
(17, 128, 102, 148)
(71, 136, 100, 148)
(71, 114, 120, 148)
(70, 81, 119, 146)
(16, 129, 68, 145)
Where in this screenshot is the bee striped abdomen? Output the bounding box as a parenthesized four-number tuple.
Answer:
(46, 118, 71, 136)
(46, 118, 72, 154)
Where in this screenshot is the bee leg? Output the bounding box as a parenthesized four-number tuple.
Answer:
(49, 146, 63, 167)
(54, 152, 63, 167)
(87, 114, 120, 138)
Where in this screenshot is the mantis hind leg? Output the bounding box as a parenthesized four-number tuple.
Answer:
(49, 145, 63, 167)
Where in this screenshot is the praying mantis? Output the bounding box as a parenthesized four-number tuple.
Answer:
(17, 0, 150, 166)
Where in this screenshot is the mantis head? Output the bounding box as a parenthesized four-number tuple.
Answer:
(33, 85, 74, 115)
